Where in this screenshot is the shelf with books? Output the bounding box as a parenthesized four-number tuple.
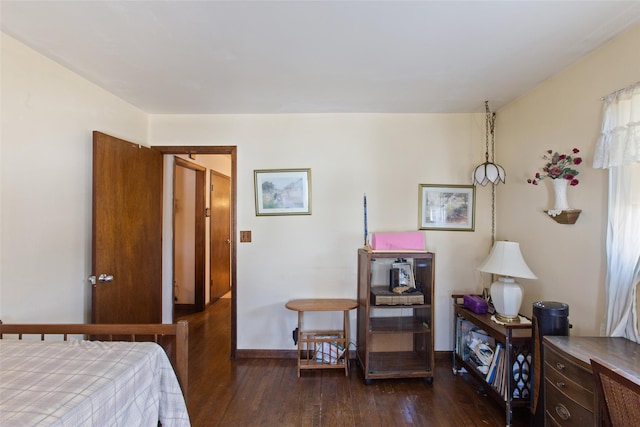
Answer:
(485, 342, 503, 385)
(451, 294, 533, 427)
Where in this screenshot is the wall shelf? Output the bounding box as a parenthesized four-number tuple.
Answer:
(544, 209, 581, 224)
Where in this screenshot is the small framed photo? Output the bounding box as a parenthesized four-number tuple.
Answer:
(390, 261, 416, 291)
(418, 184, 475, 231)
(254, 169, 311, 216)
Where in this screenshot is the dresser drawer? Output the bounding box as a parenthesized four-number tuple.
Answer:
(545, 378, 593, 426)
(545, 345, 593, 390)
(545, 411, 562, 427)
(543, 336, 640, 427)
(544, 361, 593, 410)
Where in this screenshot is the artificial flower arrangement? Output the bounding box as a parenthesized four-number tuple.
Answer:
(527, 148, 582, 186)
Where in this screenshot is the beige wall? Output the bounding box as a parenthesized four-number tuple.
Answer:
(2, 22, 638, 350)
(496, 23, 640, 336)
(149, 113, 494, 350)
(0, 33, 149, 323)
(2, 31, 495, 350)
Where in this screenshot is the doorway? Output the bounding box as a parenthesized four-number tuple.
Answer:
(173, 157, 206, 313)
(155, 145, 237, 359)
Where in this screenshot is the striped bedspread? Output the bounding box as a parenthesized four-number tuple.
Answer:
(0, 340, 190, 426)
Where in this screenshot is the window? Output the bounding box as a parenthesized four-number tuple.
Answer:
(594, 82, 640, 341)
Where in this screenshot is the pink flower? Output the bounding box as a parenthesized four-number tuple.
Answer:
(572, 148, 580, 153)
(570, 179, 579, 186)
(573, 157, 582, 165)
(549, 166, 563, 176)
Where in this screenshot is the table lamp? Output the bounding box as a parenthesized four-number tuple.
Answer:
(479, 241, 537, 323)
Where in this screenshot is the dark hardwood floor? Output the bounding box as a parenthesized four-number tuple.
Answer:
(177, 299, 530, 427)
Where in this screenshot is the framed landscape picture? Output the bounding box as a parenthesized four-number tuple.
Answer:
(418, 184, 475, 231)
(254, 169, 311, 216)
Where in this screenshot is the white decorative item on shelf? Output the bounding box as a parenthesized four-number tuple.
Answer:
(548, 178, 570, 216)
(479, 241, 537, 323)
(528, 148, 583, 223)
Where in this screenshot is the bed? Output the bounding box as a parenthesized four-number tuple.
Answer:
(0, 321, 190, 426)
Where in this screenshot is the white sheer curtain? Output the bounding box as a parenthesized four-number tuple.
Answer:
(593, 82, 640, 341)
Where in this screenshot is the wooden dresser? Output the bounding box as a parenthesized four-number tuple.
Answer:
(543, 336, 640, 426)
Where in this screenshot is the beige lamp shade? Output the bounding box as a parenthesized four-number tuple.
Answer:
(479, 241, 537, 279)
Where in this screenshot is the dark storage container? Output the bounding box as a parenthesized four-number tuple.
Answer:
(533, 301, 570, 336)
(531, 301, 570, 427)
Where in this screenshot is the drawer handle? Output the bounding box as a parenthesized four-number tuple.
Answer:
(555, 362, 566, 371)
(556, 380, 566, 388)
(555, 404, 571, 421)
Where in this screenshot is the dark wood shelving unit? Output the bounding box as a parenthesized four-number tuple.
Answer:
(369, 317, 430, 333)
(356, 248, 435, 384)
(451, 295, 532, 426)
(367, 351, 429, 375)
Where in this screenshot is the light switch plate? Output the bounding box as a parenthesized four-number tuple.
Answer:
(240, 231, 252, 242)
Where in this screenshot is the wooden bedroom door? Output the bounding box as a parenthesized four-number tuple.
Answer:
(210, 170, 231, 302)
(91, 131, 163, 323)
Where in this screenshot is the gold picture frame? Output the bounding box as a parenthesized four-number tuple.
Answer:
(418, 184, 475, 231)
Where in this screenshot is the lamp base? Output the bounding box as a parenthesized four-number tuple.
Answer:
(494, 312, 521, 323)
(490, 277, 523, 323)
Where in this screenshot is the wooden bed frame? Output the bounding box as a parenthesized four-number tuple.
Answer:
(0, 320, 189, 401)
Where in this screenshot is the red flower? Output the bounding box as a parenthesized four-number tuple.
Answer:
(528, 148, 582, 186)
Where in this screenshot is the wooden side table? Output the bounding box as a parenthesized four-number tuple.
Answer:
(286, 298, 358, 377)
(451, 295, 533, 426)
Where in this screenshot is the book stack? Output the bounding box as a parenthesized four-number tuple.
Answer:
(370, 286, 424, 305)
(485, 343, 508, 399)
(485, 343, 503, 385)
(484, 344, 531, 400)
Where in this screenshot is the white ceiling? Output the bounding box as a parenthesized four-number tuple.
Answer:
(2, 1, 640, 114)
